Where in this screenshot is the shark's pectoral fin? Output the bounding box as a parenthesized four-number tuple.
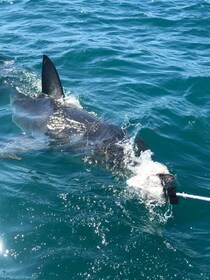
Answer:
(42, 54, 65, 99)
(0, 152, 22, 160)
(0, 135, 47, 159)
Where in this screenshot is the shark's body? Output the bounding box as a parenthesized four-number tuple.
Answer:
(9, 55, 178, 203)
(11, 89, 127, 162)
(11, 55, 146, 165)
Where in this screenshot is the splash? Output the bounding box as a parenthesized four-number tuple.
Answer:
(64, 92, 82, 108)
(122, 139, 173, 222)
(127, 151, 168, 201)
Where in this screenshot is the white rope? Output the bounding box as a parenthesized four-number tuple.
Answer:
(177, 192, 210, 202)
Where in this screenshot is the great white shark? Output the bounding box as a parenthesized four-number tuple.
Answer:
(9, 55, 178, 204)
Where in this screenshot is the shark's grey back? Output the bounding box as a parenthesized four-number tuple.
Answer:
(10, 55, 126, 156)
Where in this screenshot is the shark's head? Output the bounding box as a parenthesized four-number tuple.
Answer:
(126, 150, 179, 204)
(158, 173, 179, 204)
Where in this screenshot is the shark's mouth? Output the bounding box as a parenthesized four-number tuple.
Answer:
(158, 173, 179, 204)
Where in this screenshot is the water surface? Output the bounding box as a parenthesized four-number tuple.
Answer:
(0, 0, 210, 279)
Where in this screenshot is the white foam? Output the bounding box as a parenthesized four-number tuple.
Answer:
(123, 140, 170, 206)
(64, 92, 82, 108)
(120, 140, 174, 223)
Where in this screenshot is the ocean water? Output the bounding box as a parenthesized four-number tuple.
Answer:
(0, 0, 210, 279)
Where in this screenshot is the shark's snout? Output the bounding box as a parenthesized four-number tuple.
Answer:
(158, 173, 179, 204)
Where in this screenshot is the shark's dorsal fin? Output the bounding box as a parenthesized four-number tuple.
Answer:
(42, 54, 65, 99)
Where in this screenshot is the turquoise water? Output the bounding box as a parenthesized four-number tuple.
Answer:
(1, 0, 210, 279)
